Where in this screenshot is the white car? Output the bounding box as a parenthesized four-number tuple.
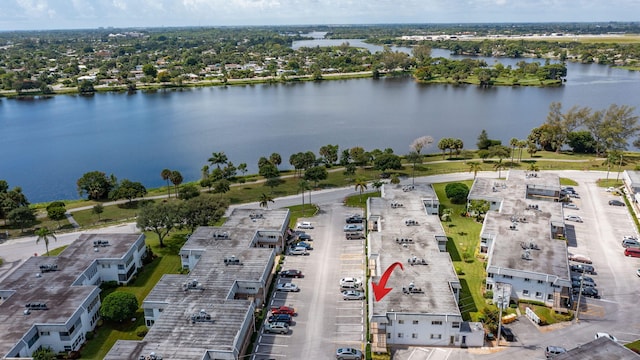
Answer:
(289, 246, 309, 256)
(297, 221, 314, 229)
(564, 215, 583, 223)
(264, 322, 289, 334)
(563, 203, 579, 210)
(340, 277, 362, 288)
(342, 290, 365, 300)
(606, 187, 616, 192)
(276, 283, 300, 292)
(595, 332, 618, 342)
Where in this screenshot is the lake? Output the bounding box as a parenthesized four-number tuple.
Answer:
(1, 46, 640, 203)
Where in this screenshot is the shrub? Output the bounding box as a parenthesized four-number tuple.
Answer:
(100, 280, 119, 290)
(484, 290, 494, 299)
(99, 291, 138, 322)
(455, 266, 464, 275)
(444, 183, 470, 204)
(85, 331, 94, 341)
(136, 325, 148, 338)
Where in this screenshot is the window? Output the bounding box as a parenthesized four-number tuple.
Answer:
(547, 294, 553, 300)
(412, 333, 418, 339)
(524, 278, 530, 282)
(430, 334, 442, 339)
(536, 292, 543, 298)
(397, 333, 404, 338)
(117, 264, 125, 270)
(537, 280, 544, 284)
(503, 275, 513, 279)
(39, 331, 50, 336)
(452, 322, 460, 329)
(412, 320, 419, 325)
(398, 320, 404, 324)
(523, 290, 529, 296)
(387, 333, 391, 339)
(488, 273, 494, 278)
(431, 321, 442, 325)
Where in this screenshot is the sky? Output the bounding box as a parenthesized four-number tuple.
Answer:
(0, 0, 638, 31)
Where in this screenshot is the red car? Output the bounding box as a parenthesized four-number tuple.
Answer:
(271, 306, 296, 316)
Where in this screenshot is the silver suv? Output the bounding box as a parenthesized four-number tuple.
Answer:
(622, 238, 640, 248)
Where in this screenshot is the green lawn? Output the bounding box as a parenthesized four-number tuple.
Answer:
(433, 182, 487, 321)
(79, 231, 187, 359)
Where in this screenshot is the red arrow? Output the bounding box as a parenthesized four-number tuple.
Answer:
(372, 262, 404, 301)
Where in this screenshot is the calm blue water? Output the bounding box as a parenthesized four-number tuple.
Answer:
(1, 46, 639, 203)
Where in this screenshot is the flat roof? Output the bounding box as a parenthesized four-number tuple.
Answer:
(554, 337, 640, 359)
(470, 171, 569, 279)
(369, 183, 460, 316)
(107, 209, 288, 360)
(0, 233, 143, 358)
(624, 170, 640, 189)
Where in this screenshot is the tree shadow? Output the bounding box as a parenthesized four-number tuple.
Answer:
(447, 236, 462, 261)
(459, 278, 479, 316)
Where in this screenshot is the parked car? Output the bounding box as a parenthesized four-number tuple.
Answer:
(568, 193, 580, 199)
(288, 246, 309, 256)
(624, 247, 640, 257)
(637, 268, 640, 277)
(336, 347, 362, 360)
(264, 322, 289, 334)
(571, 264, 596, 274)
(270, 306, 295, 316)
(568, 253, 592, 264)
(342, 290, 365, 300)
(280, 269, 303, 278)
(563, 203, 579, 210)
(545, 346, 567, 358)
(499, 326, 515, 342)
(609, 199, 625, 206)
(572, 280, 595, 289)
(295, 241, 313, 250)
(575, 286, 599, 298)
(564, 215, 583, 223)
(297, 232, 312, 241)
(345, 232, 365, 240)
(606, 187, 616, 192)
(595, 332, 618, 342)
(297, 221, 314, 229)
(344, 224, 364, 232)
(622, 238, 640, 248)
(346, 215, 364, 224)
(340, 277, 362, 288)
(276, 283, 300, 292)
(267, 314, 292, 324)
(571, 274, 596, 286)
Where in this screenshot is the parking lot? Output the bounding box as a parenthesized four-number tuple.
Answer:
(252, 203, 366, 359)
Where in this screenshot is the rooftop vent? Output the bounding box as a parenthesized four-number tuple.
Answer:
(191, 309, 213, 323)
(509, 224, 517, 231)
(402, 185, 415, 192)
(391, 202, 404, 208)
(224, 255, 242, 266)
(182, 279, 204, 291)
(527, 204, 539, 210)
(39, 264, 58, 272)
(213, 231, 229, 239)
(93, 240, 109, 247)
(520, 241, 540, 250)
(521, 249, 531, 260)
(405, 219, 419, 226)
(249, 213, 264, 219)
(139, 352, 163, 360)
(25, 302, 48, 310)
(395, 238, 413, 244)
(402, 282, 423, 294)
(408, 256, 427, 266)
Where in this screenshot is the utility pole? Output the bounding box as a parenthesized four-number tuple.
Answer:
(575, 276, 584, 323)
(495, 284, 506, 347)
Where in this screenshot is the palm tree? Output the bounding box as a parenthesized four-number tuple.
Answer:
(201, 165, 210, 180)
(208, 152, 228, 169)
(161, 168, 172, 198)
(354, 178, 368, 203)
(170, 170, 183, 196)
(468, 162, 482, 179)
(494, 162, 506, 178)
(509, 138, 519, 166)
(517, 140, 527, 162)
(259, 193, 274, 209)
(35, 227, 56, 256)
(528, 162, 539, 172)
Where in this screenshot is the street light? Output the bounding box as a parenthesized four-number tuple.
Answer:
(495, 295, 505, 347)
